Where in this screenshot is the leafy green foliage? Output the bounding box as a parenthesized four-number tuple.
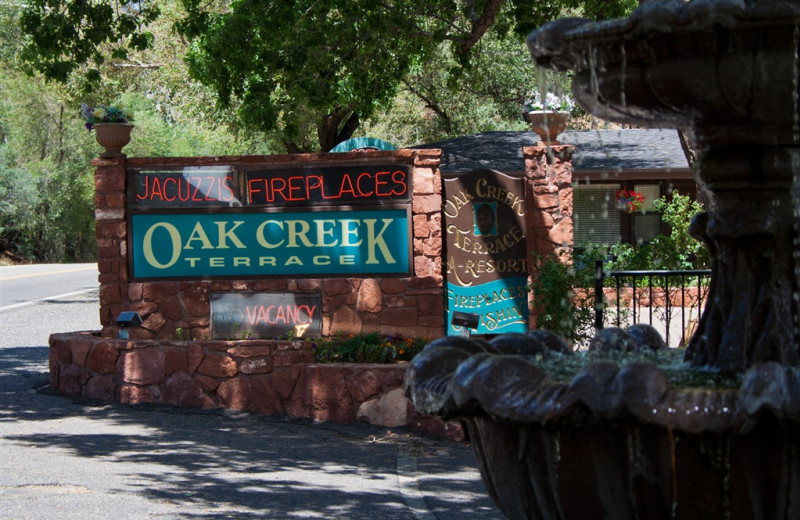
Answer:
(0, 149, 96, 261)
(313, 333, 428, 364)
(20, 0, 160, 86)
(17, 0, 637, 152)
(529, 249, 600, 346)
(116, 92, 275, 157)
(604, 191, 709, 272)
(0, 1, 276, 262)
(364, 27, 548, 144)
(177, 0, 437, 152)
(531, 193, 708, 345)
(654, 190, 709, 269)
(510, 0, 638, 36)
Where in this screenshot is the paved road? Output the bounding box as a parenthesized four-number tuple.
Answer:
(0, 263, 98, 311)
(0, 285, 504, 519)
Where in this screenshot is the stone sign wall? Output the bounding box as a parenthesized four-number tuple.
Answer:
(93, 149, 443, 341)
(49, 140, 578, 433)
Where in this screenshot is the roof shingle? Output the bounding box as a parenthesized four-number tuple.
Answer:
(417, 128, 689, 173)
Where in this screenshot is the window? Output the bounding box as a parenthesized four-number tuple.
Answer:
(632, 184, 661, 244)
(573, 184, 621, 248)
(573, 183, 663, 248)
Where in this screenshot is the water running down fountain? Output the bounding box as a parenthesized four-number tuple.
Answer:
(406, 1, 800, 518)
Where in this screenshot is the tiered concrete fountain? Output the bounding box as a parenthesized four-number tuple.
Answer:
(406, 1, 800, 518)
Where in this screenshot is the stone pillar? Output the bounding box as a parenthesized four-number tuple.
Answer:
(523, 143, 575, 328)
(92, 156, 128, 337)
(523, 143, 575, 260)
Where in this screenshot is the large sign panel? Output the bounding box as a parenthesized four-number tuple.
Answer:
(130, 208, 411, 279)
(127, 160, 414, 281)
(443, 169, 529, 335)
(211, 292, 322, 339)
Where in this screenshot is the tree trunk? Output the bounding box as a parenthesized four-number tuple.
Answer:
(317, 110, 360, 152)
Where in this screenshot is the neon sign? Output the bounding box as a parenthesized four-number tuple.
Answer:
(211, 292, 322, 339)
(245, 165, 409, 205)
(130, 167, 241, 209)
(129, 163, 410, 208)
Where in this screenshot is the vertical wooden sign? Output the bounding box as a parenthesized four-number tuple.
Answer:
(443, 169, 529, 334)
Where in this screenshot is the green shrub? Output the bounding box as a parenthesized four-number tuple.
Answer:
(591, 191, 709, 277)
(529, 249, 598, 346)
(654, 190, 709, 269)
(530, 192, 708, 345)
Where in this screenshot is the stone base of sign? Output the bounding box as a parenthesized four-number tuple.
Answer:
(48, 331, 464, 441)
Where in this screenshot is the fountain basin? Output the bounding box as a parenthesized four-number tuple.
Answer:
(527, 0, 800, 147)
(406, 332, 800, 519)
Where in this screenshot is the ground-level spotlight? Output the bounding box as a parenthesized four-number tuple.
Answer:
(451, 311, 480, 337)
(115, 311, 142, 339)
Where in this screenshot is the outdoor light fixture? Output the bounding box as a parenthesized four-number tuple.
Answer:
(116, 311, 142, 338)
(451, 311, 480, 337)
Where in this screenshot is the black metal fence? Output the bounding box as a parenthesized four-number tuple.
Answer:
(594, 260, 712, 347)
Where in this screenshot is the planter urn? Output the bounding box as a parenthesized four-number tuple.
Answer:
(522, 110, 570, 143)
(93, 123, 134, 158)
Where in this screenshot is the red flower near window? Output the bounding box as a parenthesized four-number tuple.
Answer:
(615, 189, 645, 213)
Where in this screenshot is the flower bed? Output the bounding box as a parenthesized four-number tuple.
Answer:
(313, 332, 429, 364)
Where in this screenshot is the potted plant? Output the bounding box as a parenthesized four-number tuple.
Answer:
(82, 103, 135, 158)
(523, 92, 573, 142)
(615, 188, 645, 213)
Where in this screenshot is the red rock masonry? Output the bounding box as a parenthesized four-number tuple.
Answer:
(523, 143, 574, 261)
(578, 286, 710, 308)
(523, 144, 575, 328)
(93, 149, 444, 341)
(49, 332, 464, 441)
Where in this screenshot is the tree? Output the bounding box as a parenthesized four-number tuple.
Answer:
(1, 1, 274, 262)
(176, 0, 436, 153)
(363, 25, 577, 146)
(19, 0, 637, 153)
(19, 0, 160, 88)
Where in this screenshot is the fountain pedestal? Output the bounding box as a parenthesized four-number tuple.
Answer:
(687, 146, 800, 371)
(526, 2, 800, 366)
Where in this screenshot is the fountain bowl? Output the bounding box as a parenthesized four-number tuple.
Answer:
(527, 0, 800, 147)
(406, 331, 800, 519)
